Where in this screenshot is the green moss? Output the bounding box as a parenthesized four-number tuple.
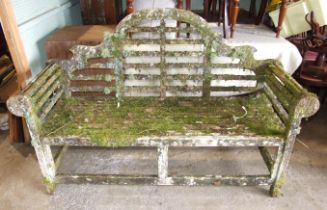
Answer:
(42, 177, 56, 194)
(40, 93, 285, 147)
(270, 176, 285, 197)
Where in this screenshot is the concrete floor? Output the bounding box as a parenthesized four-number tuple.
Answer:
(0, 103, 326, 210)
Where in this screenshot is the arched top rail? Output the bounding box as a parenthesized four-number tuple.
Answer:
(116, 8, 227, 54)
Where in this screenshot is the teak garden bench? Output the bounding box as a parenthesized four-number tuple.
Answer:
(7, 9, 319, 196)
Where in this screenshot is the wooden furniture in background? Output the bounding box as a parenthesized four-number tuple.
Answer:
(0, 0, 31, 88)
(0, 1, 30, 143)
(295, 12, 327, 103)
(80, 0, 123, 24)
(45, 25, 116, 60)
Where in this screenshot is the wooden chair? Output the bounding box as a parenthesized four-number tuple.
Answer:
(291, 12, 327, 103)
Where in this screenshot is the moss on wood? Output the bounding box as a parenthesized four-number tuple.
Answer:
(40, 93, 285, 147)
(42, 177, 56, 194)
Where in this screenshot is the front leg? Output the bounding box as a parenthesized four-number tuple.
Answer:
(33, 141, 56, 194)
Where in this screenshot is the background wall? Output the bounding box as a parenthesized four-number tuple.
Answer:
(11, 0, 82, 77)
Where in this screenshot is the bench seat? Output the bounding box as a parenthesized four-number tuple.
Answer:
(40, 93, 285, 147)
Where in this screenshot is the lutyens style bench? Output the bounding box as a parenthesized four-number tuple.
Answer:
(7, 9, 319, 196)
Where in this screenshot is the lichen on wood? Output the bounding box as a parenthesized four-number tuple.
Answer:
(40, 94, 285, 147)
(6, 8, 321, 196)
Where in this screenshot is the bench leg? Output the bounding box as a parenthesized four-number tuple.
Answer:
(270, 120, 301, 197)
(33, 142, 56, 194)
(157, 143, 169, 184)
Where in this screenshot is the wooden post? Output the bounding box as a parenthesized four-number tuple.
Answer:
(230, 0, 240, 38)
(255, 0, 268, 25)
(276, 0, 288, 38)
(177, 0, 183, 9)
(204, 0, 209, 20)
(157, 143, 169, 184)
(0, 0, 31, 89)
(186, 0, 191, 10)
(127, 0, 134, 14)
(0, 0, 32, 143)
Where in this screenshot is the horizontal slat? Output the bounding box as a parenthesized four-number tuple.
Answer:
(39, 88, 64, 120)
(263, 83, 289, 125)
(210, 80, 257, 87)
(25, 64, 60, 96)
(56, 174, 272, 186)
(166, 57, 204, 63)
(125, 56, 161, 64)
(211, 75, 257, 80)
(125, 51, 204, 57)
(87, 57, 114, 64)
(124, 80, 160, 87)
(69, 86, 114, 93)
(124, 63, 205, 69)
(31, 70, 62, 101)
(73, 68, 115, 76)
(269, 65, 303, 95)
(265, 76, 293, 113)
(210, 86, 260, 92)
(127, 26, 198, 33)
(211, 68, 255, 75)
(166, 91, 202, 97)
(125, 68, 161, 75)
(124, 91, 160, 97)
(124, 39, 204, 45)
(70, 80, 116, 87)
(35, 81, 62, 111)
(167, 80, 203, 87)
(71, 91, 116, 97)
(210, 91, 258, 97)
(167, 68, 203, 75)
(211, 56, 240, 64)
(123, 44, 160, 52)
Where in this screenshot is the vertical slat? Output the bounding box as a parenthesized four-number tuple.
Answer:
(203, 39, 213, 98)
(160, 19, 167, 99)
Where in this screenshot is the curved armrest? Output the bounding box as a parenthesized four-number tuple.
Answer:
(264, 63, 320, 121)
(6, 63, 66, 122)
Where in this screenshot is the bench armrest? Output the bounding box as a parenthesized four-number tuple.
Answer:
(7, 64, 65, 123)
(264, 63, 320, 122)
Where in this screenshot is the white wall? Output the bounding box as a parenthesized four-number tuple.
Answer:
(11, 0, 82, 77)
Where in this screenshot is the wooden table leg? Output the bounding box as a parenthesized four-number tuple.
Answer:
(255, 0, 268, 25)
(230, 0, 240, 38)
(177, 0, 183, 9)
(186, 0, 191, 10)
(276, 0, 288, 38)
(204, 0, 209, 20)
(127, 0, 134, 14)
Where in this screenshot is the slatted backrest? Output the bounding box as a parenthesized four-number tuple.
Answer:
(67, 9, 261, 101)
(116, 9, 259, 99)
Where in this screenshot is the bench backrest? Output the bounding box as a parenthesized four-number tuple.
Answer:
(67, 9, 261, 102)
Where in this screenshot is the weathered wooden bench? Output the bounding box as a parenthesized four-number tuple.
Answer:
(7, 9, 319, 196)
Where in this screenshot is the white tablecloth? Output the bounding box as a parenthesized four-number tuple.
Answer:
(211, 23, 302, 75)
(132, 0, 301, 74)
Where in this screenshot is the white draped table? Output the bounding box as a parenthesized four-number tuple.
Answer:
(211, 23, 302, 75)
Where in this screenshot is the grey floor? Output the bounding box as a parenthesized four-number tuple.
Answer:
(0, 103, 326, 210)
